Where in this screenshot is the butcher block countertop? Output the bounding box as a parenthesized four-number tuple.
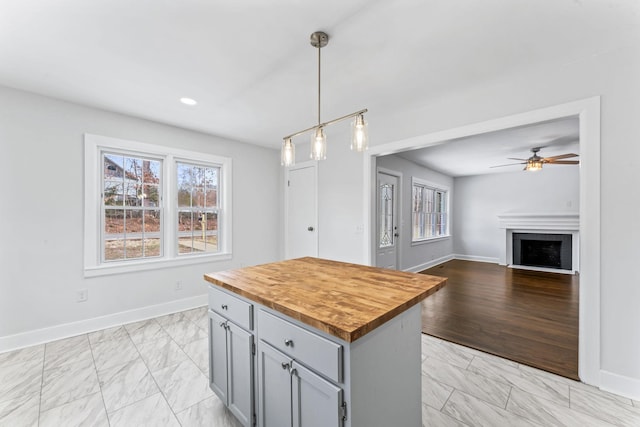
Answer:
(204, 257, 447, 342)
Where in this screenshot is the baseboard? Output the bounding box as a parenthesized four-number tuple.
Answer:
(453, 254, 500, 264)
(600, 370, 640, 400)
(0, 294, 208, 354)
(404, 254, 454, 273)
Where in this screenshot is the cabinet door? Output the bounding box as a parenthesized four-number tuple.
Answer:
(258, 342, 292, 427)
(291, 361, 343, 427)
(227, 321, 254, 427)
(209, 311, 228, 402)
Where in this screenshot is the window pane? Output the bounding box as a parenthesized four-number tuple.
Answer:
(178, 211, 194, 232)
(143, 210, 161, 234)
(177, 163, 193, 207)
(205, 235, 218, 252)
(379, 183, 393, 248)
(193, 186, 205, 208)
(143, 238, 161, 257)
(142, 160, 161, 184)
(105, 209, 124, 235)
(124, 238, 144, 258)
(143, 184, 160, 207)
(104, 154, 124, 178)
(205, 187, 217, 208)
(104, 239, 124, 261)
(104, 181, 123, 206)
(176, 162, 222, 256)
(178, 237, 195, 254)
(205, 167, 219, 208)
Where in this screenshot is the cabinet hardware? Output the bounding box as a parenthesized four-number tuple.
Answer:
(284, 339, 293, 347)
(221, 304, 228, 310)
(340, 402, 348, 420)
(281, 362, 290, 370)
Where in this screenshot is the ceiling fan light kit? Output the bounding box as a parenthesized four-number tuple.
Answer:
(280, 31, 369, 166)
(491, 147, 579, 172)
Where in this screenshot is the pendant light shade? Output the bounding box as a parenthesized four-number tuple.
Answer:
(351, 113, 368, 152)
(281, 138, 295, 166)
(310, 127, 327, 160)
(281, 31, 368, 165)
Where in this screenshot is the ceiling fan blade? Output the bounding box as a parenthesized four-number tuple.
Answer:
(490, 162, 525, 168)
(544, 153, 578, 161)
(507, 158, 527, 161)
(545, 160, 579, 165)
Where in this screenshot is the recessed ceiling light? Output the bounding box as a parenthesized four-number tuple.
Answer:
(180, 97, 197, 106)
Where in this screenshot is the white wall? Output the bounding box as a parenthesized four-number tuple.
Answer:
(376, 154, 454, 271)
(0, 86, 282, 346)
(453, 167, 579, 260)
(311, 42, 640, 395)
(294, 129, 366, 264)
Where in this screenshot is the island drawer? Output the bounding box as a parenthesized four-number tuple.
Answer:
(258, 310, 342, 383)
(208, 286, 253, 331)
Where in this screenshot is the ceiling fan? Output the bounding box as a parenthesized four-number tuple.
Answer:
(491, 147, 579, 171)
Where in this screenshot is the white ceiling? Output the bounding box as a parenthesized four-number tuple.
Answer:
(395, 117, 580, 177)
(0, 0, 638, 155)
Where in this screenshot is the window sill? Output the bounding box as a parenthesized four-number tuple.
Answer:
(84, 252, 232, 278)
(411, 235, 451, 246)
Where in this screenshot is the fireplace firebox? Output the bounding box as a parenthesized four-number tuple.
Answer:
(513, 233, 572, 270)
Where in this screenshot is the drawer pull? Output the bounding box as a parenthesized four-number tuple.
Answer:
(284, 339, 293, 347)
(221, 304, 228, 310)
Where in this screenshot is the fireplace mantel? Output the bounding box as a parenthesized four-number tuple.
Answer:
(497, 213, 579, 273)
(498, 213, 579, 230)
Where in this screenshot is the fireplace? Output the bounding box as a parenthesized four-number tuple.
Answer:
(497, 213, 579, 274)
(513, 233, 572, 270)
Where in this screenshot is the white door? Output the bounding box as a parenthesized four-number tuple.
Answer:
(285, 162, 318, 259)
(376, 171, 400, 269)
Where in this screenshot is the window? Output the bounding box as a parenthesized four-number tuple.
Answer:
(85, 134, 232, 276)
(412, 178, 449, 242)
(176, 162, 219, 254)
(103, 153, 162, 261)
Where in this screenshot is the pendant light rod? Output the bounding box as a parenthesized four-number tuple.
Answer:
(317, 34, 321, 125)
(283, 108, 368, 141)
(280, 30, 369, 165)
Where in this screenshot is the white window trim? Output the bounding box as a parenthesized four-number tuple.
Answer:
(84, 133, 232, 277)
(411, 177, 450, 243)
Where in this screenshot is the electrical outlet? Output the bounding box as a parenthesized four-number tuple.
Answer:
(77, 289, 88, 302)
(175, 280, 183, 291)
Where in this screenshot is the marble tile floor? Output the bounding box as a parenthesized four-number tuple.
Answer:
(0, 306, 638, 426)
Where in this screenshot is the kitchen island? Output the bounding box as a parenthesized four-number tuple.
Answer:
(204, 257, 446, 427)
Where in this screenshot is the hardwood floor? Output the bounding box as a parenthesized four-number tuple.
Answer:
(420, 259, 579, 380)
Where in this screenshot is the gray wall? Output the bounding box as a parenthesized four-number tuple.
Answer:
(376, 154, 454, 271)
(0, 86, 282, 339)
(453, 167, 579, 260)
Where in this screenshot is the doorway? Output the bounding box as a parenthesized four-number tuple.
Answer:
(376, 169, 401, 269)
(285, 161, 318, 259)
(363, 97, 601, 386)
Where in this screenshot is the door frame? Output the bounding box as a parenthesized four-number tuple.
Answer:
(375, 167, 403, 269)
(284, 160, 319, 259)
(363, 97, 601, 387)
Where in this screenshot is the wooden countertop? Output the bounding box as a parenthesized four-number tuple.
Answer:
(204, 257, 446, 342)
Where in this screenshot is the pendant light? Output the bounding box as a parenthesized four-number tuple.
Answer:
(281, 31, 369, 166)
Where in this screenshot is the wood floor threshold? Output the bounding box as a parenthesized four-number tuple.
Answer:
(420, 259, 579, 380)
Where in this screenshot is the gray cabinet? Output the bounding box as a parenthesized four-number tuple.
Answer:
(292, 360, 343, 427)
(258, 342, 292, 427)
(209, 310, 255, 427)
(258, 341, 343, 427)
(208, 284, 424, 427)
